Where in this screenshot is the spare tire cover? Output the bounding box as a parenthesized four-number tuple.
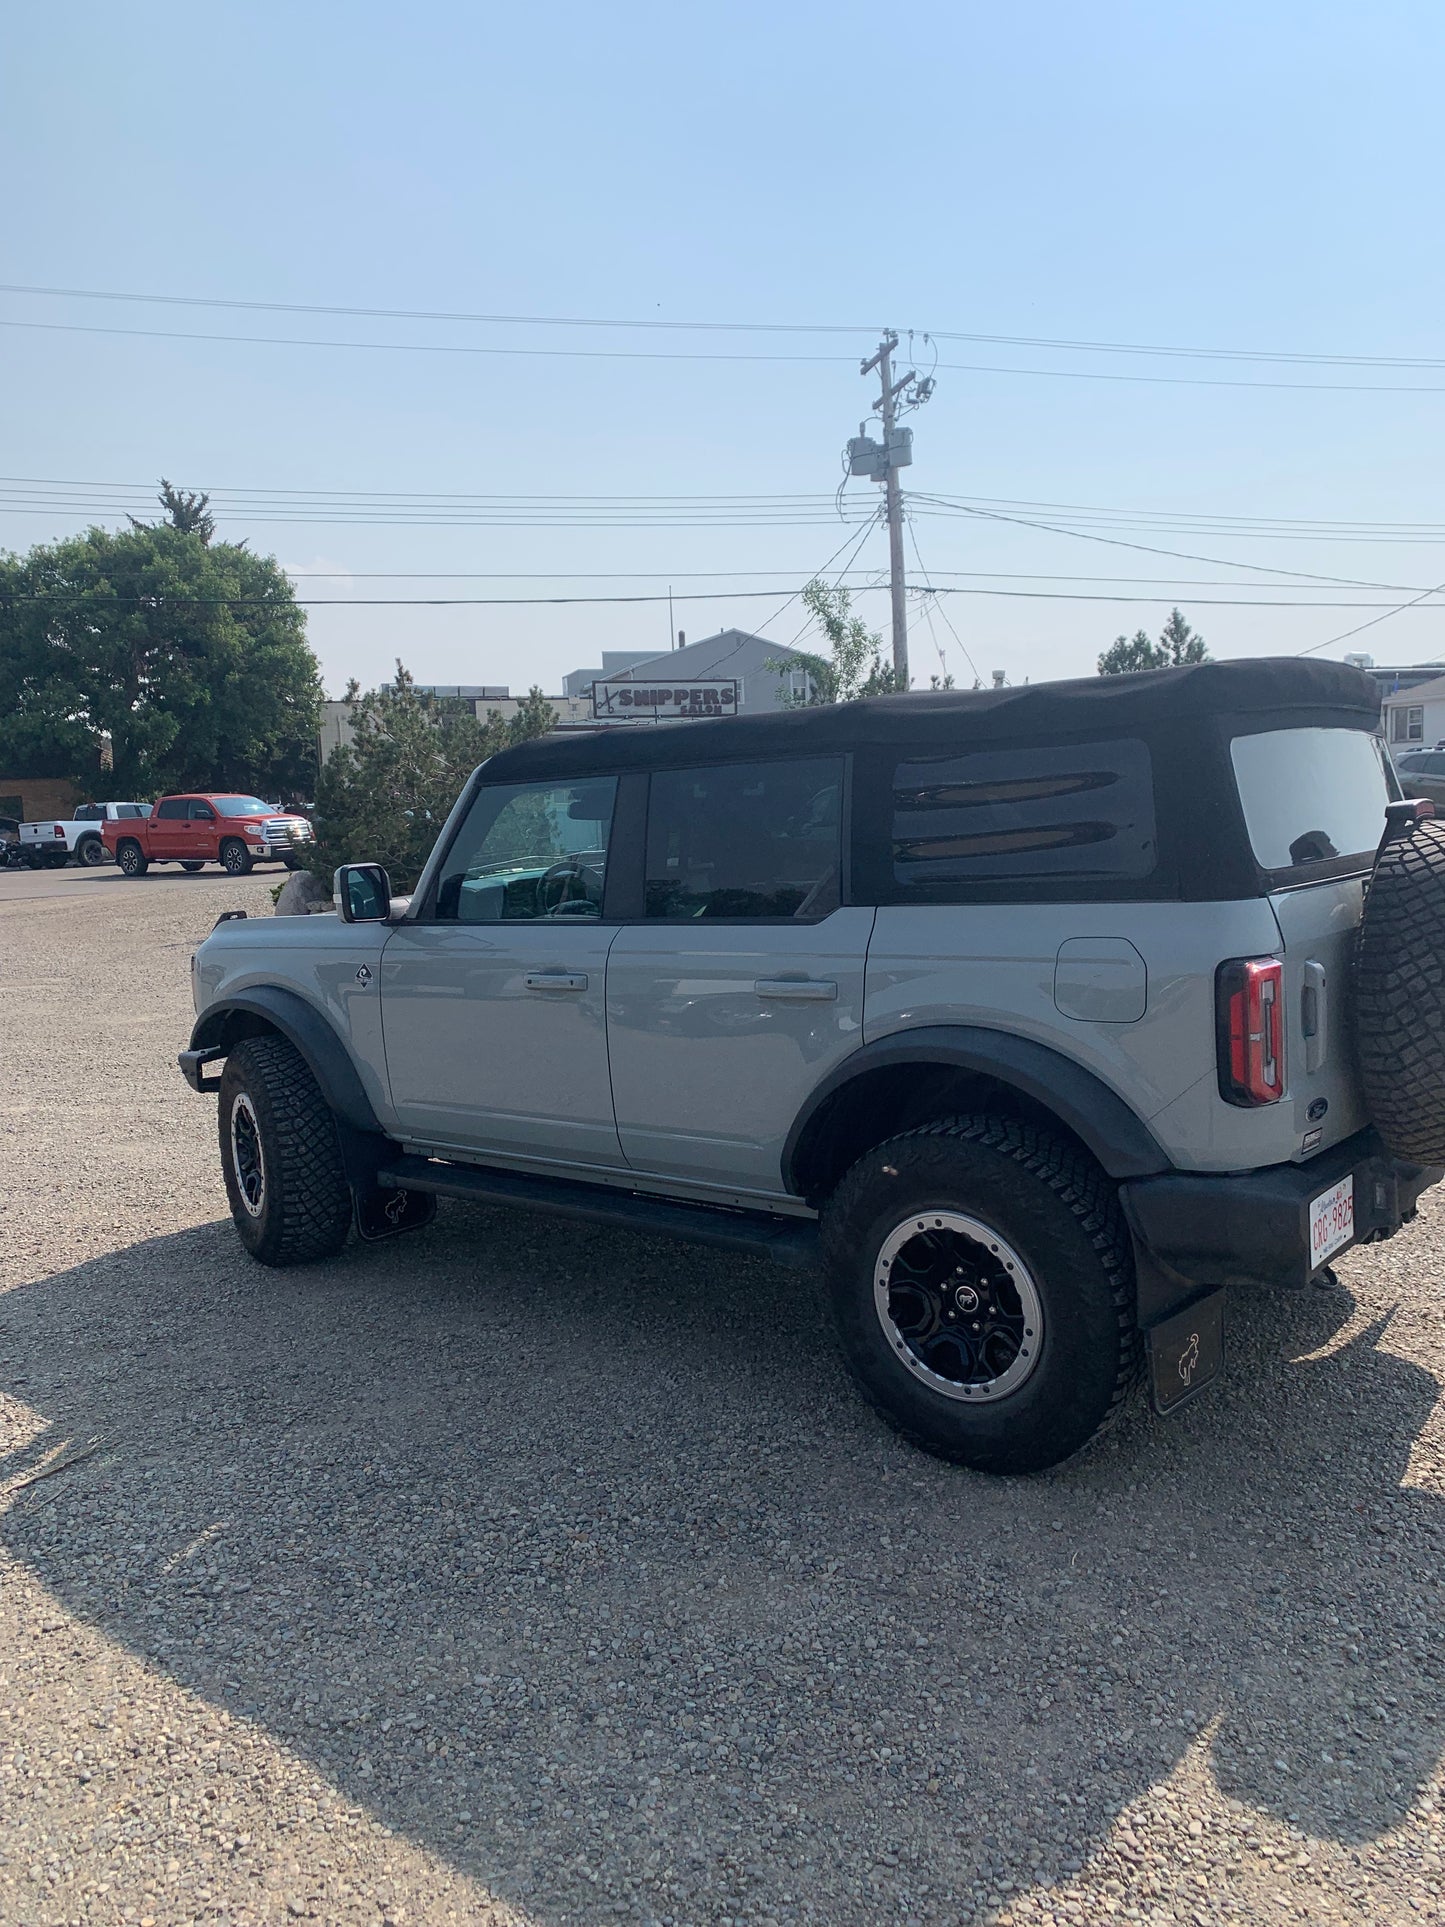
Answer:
(1355, 819, 1445, 1165)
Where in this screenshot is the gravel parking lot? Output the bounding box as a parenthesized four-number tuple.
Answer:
(3, 866, 1445, 1926)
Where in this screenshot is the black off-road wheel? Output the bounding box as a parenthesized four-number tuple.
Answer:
(76, 835, 106, 867)
(1356, 818, 1445, 1164)
(820, 1115, 1138, 1475)
(217, 1035, 352, 1266)
(220, 838, 254, 877)
(115, 838, 148, 877)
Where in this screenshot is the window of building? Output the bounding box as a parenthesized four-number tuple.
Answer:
(433, 778, 617, 921)
(645, 759, 844, 920)
(888, 739, 1157, 894)
(1391, 705, 1425, 744)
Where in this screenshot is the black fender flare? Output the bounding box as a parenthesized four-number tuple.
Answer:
(782, 1023, 1171, 1194)
(187, 987, 386, 1139)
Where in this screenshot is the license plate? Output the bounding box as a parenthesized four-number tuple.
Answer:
(1309, 1173, 1354, 1269)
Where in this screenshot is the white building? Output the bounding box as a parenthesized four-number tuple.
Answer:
(583, 629, 811, 718)
(1382, 673, 1445, 751)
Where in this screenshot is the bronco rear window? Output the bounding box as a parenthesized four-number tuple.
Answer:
(887, 738, 1158, 896)
(1230, 728, 1395, 881)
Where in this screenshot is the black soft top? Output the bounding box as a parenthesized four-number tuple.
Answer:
(487, 656, 1379, 782)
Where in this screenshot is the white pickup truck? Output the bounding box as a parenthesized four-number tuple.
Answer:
(20, 801, 152, 869)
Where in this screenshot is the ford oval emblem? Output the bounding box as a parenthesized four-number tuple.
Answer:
(1307, 1097, 1328, 1122)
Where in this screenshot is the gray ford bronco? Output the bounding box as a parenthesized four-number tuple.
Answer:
(181, 658, 1445, 1473)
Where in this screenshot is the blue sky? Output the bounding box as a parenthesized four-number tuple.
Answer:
(4, 0, 1445, 696)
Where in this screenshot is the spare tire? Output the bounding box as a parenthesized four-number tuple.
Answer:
(1355, 818, 1445, 1164)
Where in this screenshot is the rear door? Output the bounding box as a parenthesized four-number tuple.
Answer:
(148, 796, 193, 859)
(605, 756, 872, 1195)
(1230, 725, 1395, 1153)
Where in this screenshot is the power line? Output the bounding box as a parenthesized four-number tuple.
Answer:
(909, 495, 1445, 596)
(752, 514, 881, 639)
(906, 518, 982, 687)
(0, 317, 856, 368)
(1299, 578, 1445, 656)
(10, 587, 1442, 610)
(7, 281, 1445, 371)
(7, 314, 1445, 396)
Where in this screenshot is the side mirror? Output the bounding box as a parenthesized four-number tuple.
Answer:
(335, 862, 391, 922)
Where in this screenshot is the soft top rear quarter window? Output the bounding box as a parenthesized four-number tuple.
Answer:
(884, 737, 1157, 900)
(1230, 727, 1394, 880)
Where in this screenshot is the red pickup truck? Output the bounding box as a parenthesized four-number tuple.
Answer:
(103, 793, 315, 877)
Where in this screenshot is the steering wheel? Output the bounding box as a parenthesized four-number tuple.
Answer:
(537, 857, 602, 915)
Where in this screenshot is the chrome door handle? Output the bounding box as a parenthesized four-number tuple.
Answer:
(524, 971, 588, 992)
(754, 978, 837, 1001)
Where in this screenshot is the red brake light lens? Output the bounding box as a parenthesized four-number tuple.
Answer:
(1217, 958, 1285, 1106)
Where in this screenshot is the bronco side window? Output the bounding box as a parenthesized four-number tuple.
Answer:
(644, 758, 844, 920)
(887, 738, 1157, 896)
(433, 778, 618, 922)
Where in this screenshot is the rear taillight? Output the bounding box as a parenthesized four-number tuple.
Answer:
(1217, 957, 1285, 1106)
(53, 824, 63, 836)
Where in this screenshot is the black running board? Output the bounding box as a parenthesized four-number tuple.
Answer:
(376, 1155, 820, 1269)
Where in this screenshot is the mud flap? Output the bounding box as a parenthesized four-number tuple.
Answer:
(1146, 1290, 1225, 1416)
(355, 1185, 437, 1242)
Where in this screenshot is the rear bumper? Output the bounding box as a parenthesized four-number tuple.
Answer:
(1121, 1126, 1442, 1324)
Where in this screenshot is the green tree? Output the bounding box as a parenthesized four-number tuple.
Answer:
(130, 478, 218, 545)
(1097, 607, 1210, 675)
(768, 578, 907, 704)
(0, 501, 321, 799)
(309, 665, 556, 889)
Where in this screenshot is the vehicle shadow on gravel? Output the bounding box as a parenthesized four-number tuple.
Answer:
(2, 1207, 1443, 1922)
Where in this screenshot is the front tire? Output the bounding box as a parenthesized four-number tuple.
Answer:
(220, 838, 254, 876)
(217, 1035, 352, 1265)
(116, 839, 148, 876)
(820, 1115, 1138, 1475)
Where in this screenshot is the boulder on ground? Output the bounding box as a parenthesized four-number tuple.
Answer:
(274, 869, 333, 916)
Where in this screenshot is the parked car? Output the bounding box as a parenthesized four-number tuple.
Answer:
(0, 816, 25, 869)
(104, 794, 314, 877)
(178, 659, 1445, 1474)
(20, 800, 151, 868)
(1393, 747, 1445, 810)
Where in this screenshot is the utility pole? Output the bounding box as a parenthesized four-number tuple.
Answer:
(852, 332, 934, 690)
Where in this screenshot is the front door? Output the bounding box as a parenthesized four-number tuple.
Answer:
(188, 798, 220, 859)
(606, 756, 871, 1195)
(380, 775, 624, 1168)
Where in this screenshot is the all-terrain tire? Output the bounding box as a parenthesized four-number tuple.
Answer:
(76, 835, 106, 867)
(115, 839, 148, 876)
(217, 1034, 352, 1266)
(820, 1114, 1138, 1474)
(220, 838, 254, 876)
(1356, 819, 1445, 1164)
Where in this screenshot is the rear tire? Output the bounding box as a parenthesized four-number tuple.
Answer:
(217, 1035, 352, 1266)
(181, 860, 206, 873)
(115, 839, 148, 877)
(76, 835, 106, 867)
(820, 1115, 1138, 1475)
(220, 838, 253, 876)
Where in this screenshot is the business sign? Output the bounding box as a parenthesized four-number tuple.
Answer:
(590, 678, 740, 722)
